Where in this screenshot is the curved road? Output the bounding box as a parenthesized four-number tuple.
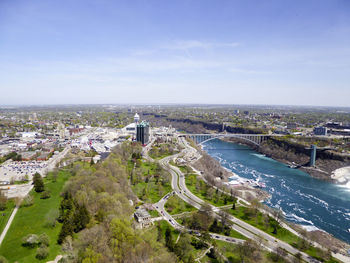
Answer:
(156, 136, 322, 263)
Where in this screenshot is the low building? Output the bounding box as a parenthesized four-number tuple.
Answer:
(287, 123, 298, 129)
(134, 208, 152, 228)
(314, 126, 327, 136)
(21, 151, 37, 161)
(37, 152, 50, 161)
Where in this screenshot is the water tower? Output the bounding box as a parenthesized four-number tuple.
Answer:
(134, 113, 140, 124)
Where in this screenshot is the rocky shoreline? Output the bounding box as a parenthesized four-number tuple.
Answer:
(197, 138, 350, 253)
(222, 137, 350, 185)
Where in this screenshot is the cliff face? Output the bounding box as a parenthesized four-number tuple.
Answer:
(150, 114, 350, 181)
(258, 138, 350, 181)
(165, 117, 264, 134)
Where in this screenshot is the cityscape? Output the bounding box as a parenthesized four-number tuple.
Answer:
(1, 1, 350, 263)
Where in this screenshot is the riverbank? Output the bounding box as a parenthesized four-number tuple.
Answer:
(192, 146, 270, 202)
(199, 138, 350, 257)
(222, 137, 350, 184)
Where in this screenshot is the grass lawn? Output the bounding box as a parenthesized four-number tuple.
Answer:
(132, 179, 172, 203)
(131, 160, 172, 203)
(226, 206, 336, 262)
(164, 195, 196, 215)
(185, 174, 233, 207)
(149, 152, 174, 160)
(0, 199, 16, 235)
(0, 169, 71, 263)
(149, 209, 160, 218)
(214, 240, 239, 262)
(169, 161, 193, 174)
(148, 143, 179, 160)
(227, 206, 299, 245)
(215, 240, 283, 263)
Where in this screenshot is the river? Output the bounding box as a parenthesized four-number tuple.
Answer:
(202, 139, 350, 244)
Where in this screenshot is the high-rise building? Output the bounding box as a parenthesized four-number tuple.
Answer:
(136, 120, 150, 145)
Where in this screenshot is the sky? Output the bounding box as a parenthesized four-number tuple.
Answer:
(0, 0, 349, 106)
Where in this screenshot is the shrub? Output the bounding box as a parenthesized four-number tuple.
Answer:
(39, 233, 50, 246)
(40, 191, 51, 199)
(36, 245, 49, 259)
(22, 234, 39, 248)
(21, 195, 34, 207)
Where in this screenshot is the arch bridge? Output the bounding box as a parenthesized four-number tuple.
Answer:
(181, 133, 280, 146)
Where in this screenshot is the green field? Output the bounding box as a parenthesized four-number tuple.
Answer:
(0, 200, 15, 235)
(0, 169, 71, 263)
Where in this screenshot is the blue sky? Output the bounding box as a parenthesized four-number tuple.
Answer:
(0, 0, 349, 106)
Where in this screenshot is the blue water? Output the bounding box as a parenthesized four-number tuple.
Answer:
(202, 139, 350, 244)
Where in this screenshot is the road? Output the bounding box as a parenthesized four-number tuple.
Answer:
(156, 136, 323, 263)
(177, 136, 350, 263)
(153, 192, 245, 245)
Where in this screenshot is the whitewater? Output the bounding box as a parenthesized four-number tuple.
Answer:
(202, 139, 350, 244)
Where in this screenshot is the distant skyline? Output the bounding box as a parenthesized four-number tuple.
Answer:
(0, 0, 349, 106)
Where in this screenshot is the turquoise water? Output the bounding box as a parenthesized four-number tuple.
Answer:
(202, 139, 350, 244)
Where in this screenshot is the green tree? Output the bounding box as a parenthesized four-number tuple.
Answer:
(73, 203, 90, 232)
(165, 227, 174, 251)
(39, 233, 50, 247)
(0, 191, 7, 211)
(57, 211, 74, 244)
(33, 173, 45, 192)
(36, 245, 49, 259)
(82, 246, 102, 263)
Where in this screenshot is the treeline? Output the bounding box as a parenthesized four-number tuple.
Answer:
(0, 151, 22, 164)
(57, 142, 178, 263)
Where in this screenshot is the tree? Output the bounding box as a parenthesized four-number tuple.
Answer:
(236, 240, 259, 263)
(0, 256, 8, 263)
(165, 227, 174, 251)
(45, 209, 59, 228)
(73, 203, 90, 232)
(33, 173, 45, 192)
(232, 202, 236, 210)
(40, 191, 51, 199)
(52, 168, 58, 182)
(207, 248, 218, 259)
(174, 233, 193, 261)
(57, 211, 74, 244)
(293, 252, 302, 263)
(39, 233, 50, 247)
(209, 219, 220, 233)
(22, 234, 39, 248)
(82, 246, 102, 263)
(36, 245, 49, 259)
(0, 191, 7, 211)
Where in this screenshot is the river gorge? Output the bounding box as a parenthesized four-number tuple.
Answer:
(202, 139, 350, 245)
